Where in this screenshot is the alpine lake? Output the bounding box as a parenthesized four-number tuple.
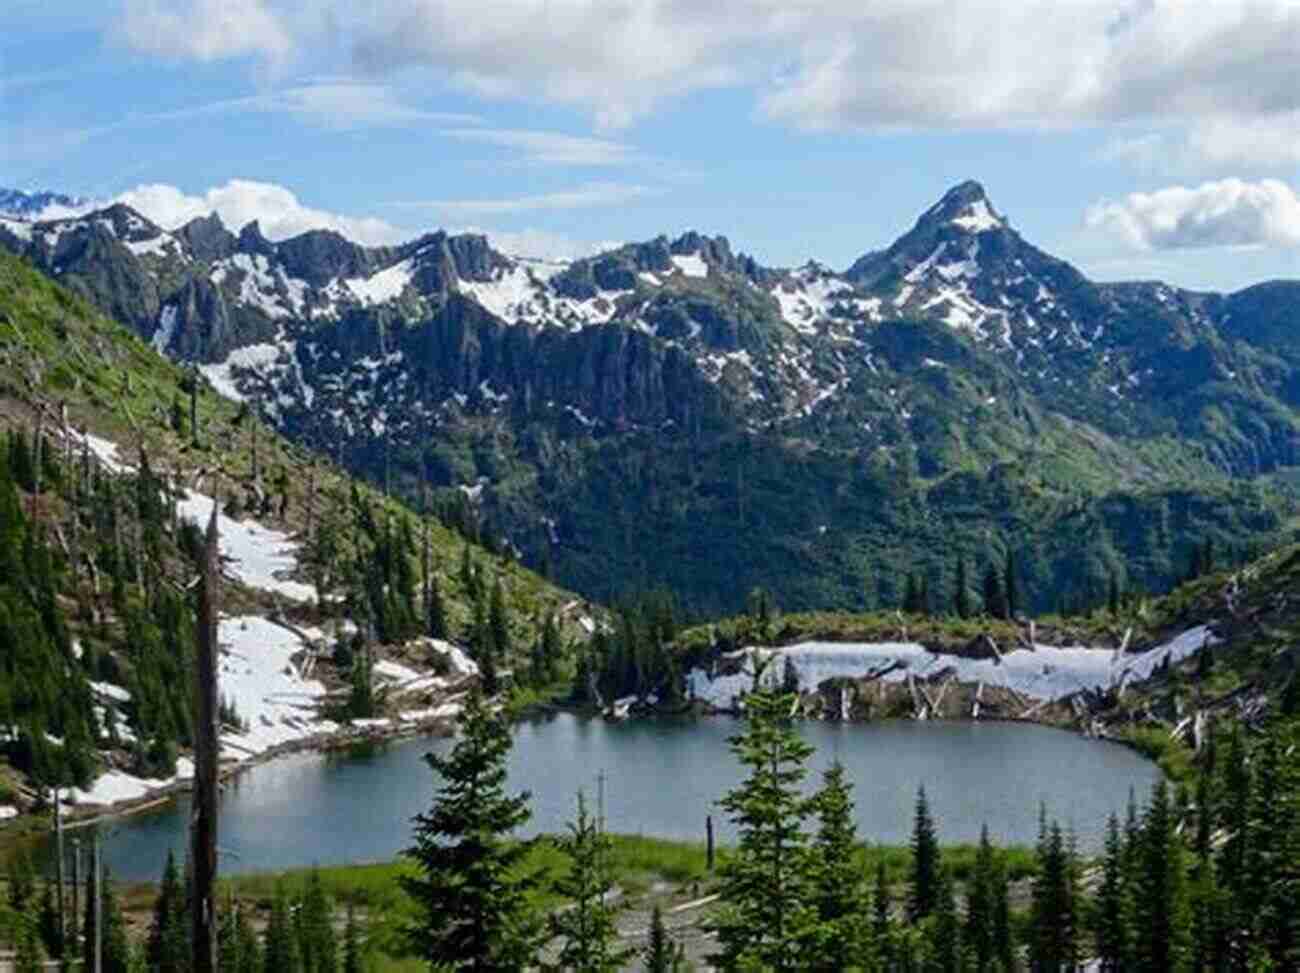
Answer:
(73, 713, 1160, 881)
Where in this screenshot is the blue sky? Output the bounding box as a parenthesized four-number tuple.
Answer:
(3, 0, 1298, 292)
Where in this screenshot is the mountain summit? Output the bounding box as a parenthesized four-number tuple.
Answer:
(1, 180, 1298, 612)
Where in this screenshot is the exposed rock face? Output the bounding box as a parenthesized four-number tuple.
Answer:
(2, 181, 1298, 614)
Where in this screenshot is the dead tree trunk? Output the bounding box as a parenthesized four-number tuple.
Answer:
(191, 494, 221, 973)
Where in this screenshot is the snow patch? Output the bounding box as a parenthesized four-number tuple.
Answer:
(671, 252, 708, 278)
(950, 199, 1002, 233)
(347, 259, 414, 304)
(687, 626, 1217, 709)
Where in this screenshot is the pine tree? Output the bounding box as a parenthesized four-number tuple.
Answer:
(549, 790, 632, 972)
(1095, 814, 1133, 972)
(645, 904, 684, 973)
(427, 575, 447, 640)
(147, 849, 189, 973)
(100, 870, 131, 973)
(1030, 819, 1079, 973)
(1004, 548, 1019, 619)
(982, 565, 1008, 619)
(1133, 780, 1190, 973)
(908, 785, 940, 923)
(342, 902, 363, 973)
(804, 761, 873, 969)
(954, 555, 970, 619)
(928, 865, 962, 973)
(264, 881, 301, 973)
(400, 689, 543, 970)
(966, 825, 998, 972)
(299, 867, 338, 973)
(488, 575, 510, 664)
(873, 858, 893, 968)
(707, 688, 815, 971)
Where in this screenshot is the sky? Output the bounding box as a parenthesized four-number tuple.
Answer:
(2, 0, 1298, 292)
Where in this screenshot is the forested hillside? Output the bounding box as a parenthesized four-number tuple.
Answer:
(0, 249, 591, 810)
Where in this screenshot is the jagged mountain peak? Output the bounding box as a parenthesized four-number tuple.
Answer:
(914, 179, 1007, 236)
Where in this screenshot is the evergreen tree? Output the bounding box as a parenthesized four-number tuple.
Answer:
(874, 858, 893, 969)
(264, 881, 301, 973)
(1030, 819, 1079, 973)
(966, 825, 998, 972)
(928, 865, 962, 973)
(299, 867, 338, 973)
(954, 555, 970, 619)
(1004, 548, 1019, 619)
(1095, 814, 1133, 972)
(645, 904, 684, 973)
(488, 575, 510, 665)
(342, 902, 363, 973)
(427, 574, 448, 640)
(983, 565, 1008, 619)
(100, 870, 131, 973)
(147, 849, 189, 973)
(804, 762, 873, 970)
(908, 785, 940, 923)
(708, 688, 815, 971)
(548, 790, 632, 972)
(1133, 780, 1190, 973)
(400, 689, 543, 971)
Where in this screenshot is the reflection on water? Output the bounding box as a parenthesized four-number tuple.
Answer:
(73, 715, 1159, 881)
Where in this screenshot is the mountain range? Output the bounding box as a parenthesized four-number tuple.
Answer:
(3, 181, 1298, 615)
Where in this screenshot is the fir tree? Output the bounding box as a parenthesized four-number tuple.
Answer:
(873, 858, 893, 968)
(342, 901, 363, 973)
(427, 575, 448, 640)
(908, 785, 940, 923)
(1030, 819, 1079, 973)
(804, 761, 873, 970)
(264, 881, 301, 973)
(928, 865, 962, 973)
(147, 849, 189, 973)
(645, 904, 684, 973)
(1095, 814, 1133, 973)
(299, 867, 338, 973)
(1133, 780, 1190, 973)
(966, 825, 998, 972)
(488, 575, 510, 664)
(400, 689, 543, 970)
(954, 555, 970, 619)
(548, 790, 632, 972)
(983, 565, 1008, 620)
(1004, 548, 1019, 619)
(708, 688, 815, 971)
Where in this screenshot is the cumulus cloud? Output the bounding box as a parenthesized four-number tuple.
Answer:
(393, 182, 653, 216)
(117, 0, 293, 70)
(114, 180, 410, 245)
(1085, 178, 1300, 251)
(113, 0, 1299, 156)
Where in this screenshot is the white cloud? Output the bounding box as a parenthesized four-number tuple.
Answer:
(436, 128, 634, 166)
(117, 0, 293, 70)
(114, 180, 410, 245)
(125, 1, 1296, 153)
(394, 182, 653, 216)
(1186, 111, 1300, 168)
(1085, 178, 1300, 251)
